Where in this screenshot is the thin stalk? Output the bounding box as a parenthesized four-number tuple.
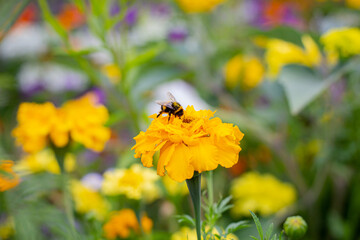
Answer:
(53, 146, 76, 237)
(206, 171, 214, 206)
(186, 172, 202, 240)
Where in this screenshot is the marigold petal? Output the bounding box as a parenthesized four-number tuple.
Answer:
(157, 142, 175, 176)
(141, 151, 155, 167)
(165, 143, 193, 182)
(188, 138, 218, 173)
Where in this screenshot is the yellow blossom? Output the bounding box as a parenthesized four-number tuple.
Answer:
(0, 217, 14, 239)
(0, 160, 20, 192)
(346, 0, 360, 9)
(101, 164, 160, 202)
(12, 102, 57, 153)
(224, 54, 264, 90)
(176, 0, 226, 13)
(321, 27, 360, 57)
(103, 209, 153, 239)
(70, 180, 109, 220)
(15, 149, 75, 174)
(12, 93, 111, 153)
(171, 227, 238, 240)
(132, 106, 244, 182)
(231, 172, 296, 216)
(102, 64, 121, 84)
(265, 35, 321, 78)
(61, 93, 111, 152)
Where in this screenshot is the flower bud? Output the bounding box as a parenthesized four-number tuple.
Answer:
(283, 216, 308, 239)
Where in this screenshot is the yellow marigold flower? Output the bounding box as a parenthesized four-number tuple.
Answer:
(101, 164, 160, 202)
(12, 93, 111, 153)
(71, 180, 109, 220)
(62, 93, 111, 152)
(15, 149, 75, 174)
(176, 0, 226, 13)
(132, 106, 244, 182)
(0, 160, 20, 192)
(231, 172, 296, 216)
(346, 0, 360, 9)
(265, 35, 321, 78)
(103, 209, 152, 239)
(224, 54, 264, 90)
(12, 102, 57, 153)
(171, 227, 238, 240)
(321, 27, 360, 57)
(102, 64, 121, 84)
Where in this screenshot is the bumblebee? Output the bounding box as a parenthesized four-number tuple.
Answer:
(156, 92, 184, 121)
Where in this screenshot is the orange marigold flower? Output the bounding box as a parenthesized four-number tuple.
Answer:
(103, 209, 153, 239)
(0, 160, 20, 192)
(57, 4, 85, 30)
(12, 93, 111, 153)
(132, 106, 244, 182)
(141, 214, 153, 234)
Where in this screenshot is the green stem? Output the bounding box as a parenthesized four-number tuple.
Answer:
(53, 146, 76, 237)
(206, 171, 214, 206)
(186, 172, 202, 240)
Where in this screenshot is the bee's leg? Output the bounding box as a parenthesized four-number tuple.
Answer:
(157, 111, 163, 118)
(168, 114, 171, 121)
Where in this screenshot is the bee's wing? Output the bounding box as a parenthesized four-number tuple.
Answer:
(155, 100, 174, 109)
(167, 92, 177, 102)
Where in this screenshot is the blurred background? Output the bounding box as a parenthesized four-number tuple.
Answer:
(0, 0, 360, 239)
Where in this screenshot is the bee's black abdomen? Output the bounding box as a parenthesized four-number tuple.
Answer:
(176, 108, 184, 117)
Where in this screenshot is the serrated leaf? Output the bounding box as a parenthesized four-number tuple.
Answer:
(250, 211, 264, 240)
(175, 214, 195, 227)
(225, 221, 249, 234)
(265, 223, 274, 240)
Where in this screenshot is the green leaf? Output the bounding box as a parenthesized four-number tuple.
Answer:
(279, 58, 360, 115)
(250, 236, 259, 240)
(250, 211, 264, 240)
(279, 65, 330, 115)
(248, 25, 303, 46)
(124, 43, 167, 71)
(0, 0, 30, 42)
(175, 214, 196, 227)
(225, 221, 249, 234)
(38, 0, 68, 40)
(265, 223, 274, 240)
(271, 234, 277, 240)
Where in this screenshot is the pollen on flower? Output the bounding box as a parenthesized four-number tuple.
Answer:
(132, 105, 244, 182)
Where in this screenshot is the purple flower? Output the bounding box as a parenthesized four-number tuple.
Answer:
(109, 3, 138, 26)
(151, 3, 171, 17)
(168, 28, 188, 43)
(124, 7, 138, 26)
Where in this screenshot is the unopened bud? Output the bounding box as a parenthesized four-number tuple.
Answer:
(283, 216, 307, 239)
